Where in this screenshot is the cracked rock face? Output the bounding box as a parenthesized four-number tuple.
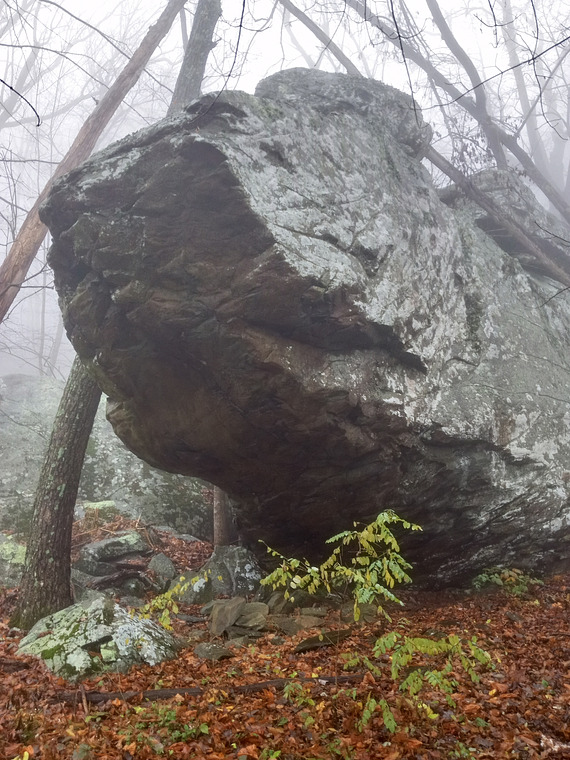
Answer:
(41, 68, 570, 584)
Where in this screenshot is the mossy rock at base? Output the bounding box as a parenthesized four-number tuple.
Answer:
(17, 596, 180, 681)
(0, 533, 26, 588)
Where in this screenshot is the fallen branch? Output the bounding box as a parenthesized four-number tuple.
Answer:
(58, 672, 366, 705)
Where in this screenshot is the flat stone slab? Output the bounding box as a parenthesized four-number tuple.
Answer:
(194, 642, 233, 661)
(209, 596, 246, 636)
(79, 531, 149, 563)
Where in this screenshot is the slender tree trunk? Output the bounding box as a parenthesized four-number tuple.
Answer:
(281, 0, 570, 288)
(11, 0, 193, 630)
(13, 0, 224, 630)
(213, 486, 237, 546)
(167, 0, 221, 114)
(0, 0, 188, 325)
(343, 0, 570, 227)
(277, 0, 361, 77)
(11, 357, 101, 629)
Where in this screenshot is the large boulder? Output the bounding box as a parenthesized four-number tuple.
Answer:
(40, 68, 570, 584)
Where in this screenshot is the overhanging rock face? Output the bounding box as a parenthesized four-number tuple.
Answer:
(42, 68, 570, 584)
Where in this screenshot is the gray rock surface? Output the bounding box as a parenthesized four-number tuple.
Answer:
(0, 533, 25, 587)
(209, 596, 247, 636)
(194, 642, 233, 661)
(148, 552, 178, 583)
(40, 67, 570, 583)
(78, 530, 149, 562)
(17, 596, 180, 680)
(172, 546, 263, 604)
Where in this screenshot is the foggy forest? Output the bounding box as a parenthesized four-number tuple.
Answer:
(1, 1, 570, 758)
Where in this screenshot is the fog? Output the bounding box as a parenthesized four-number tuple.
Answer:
(1, 0, 568, 378)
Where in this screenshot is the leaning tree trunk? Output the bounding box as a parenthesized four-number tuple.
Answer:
(0, 0, 188, 324)
(11, 357, 101, 629)
(11, 0, 197, 630)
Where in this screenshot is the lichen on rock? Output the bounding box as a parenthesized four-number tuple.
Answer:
(39, 67, 570, 584)
(17, 596, 180, 680)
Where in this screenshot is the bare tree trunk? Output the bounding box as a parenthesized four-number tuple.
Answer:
(167, 0, 221, 114)
(11, 357, 101, 629)
(0, 0, 188, 325)
(281, 0, 570, 288)
(343, 0, 570, 227)
(11, 0, 194, 631)
(277, 0, 361, 77)
(213, 486, 237, 546)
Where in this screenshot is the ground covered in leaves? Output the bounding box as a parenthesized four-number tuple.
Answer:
(1, 554, 569, 759)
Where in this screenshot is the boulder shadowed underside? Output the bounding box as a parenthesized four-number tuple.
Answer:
(41, 68, 570, 584)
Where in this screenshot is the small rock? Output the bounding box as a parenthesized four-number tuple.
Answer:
(120, 577, 147, 597)
(299, 606, 328, 617)
(172, 546, 263, 605)
(225, 625, 263, 639)
(194, 642, 233, 661)
(148, 553, 178, 583)
(79, 531, 149, 563)
(176, 614, 205, 624)
(227, 635, 250, 647)
(266, 615, 324, 636)
(209, 597, 247, 636)
(235, 602, 269, 630)
(72, 557, 118, 577)
(187, 629, 209, 644)
(340, 602, 379, 623)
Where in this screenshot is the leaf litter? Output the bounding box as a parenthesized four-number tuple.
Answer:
(1, 570, 570, 759)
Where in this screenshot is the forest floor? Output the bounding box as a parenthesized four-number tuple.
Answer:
(0, 523, 569, 760)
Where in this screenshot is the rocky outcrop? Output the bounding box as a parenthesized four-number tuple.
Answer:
(40, 68, 570, 584)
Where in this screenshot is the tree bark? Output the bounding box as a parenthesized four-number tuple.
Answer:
(213, 486, 236, 546)
(0, 0, 188, 325)
(11, 357, 101, 630)
(167, 0, 222, 115)
(12, 0, 224, 631)
(10, 0, 190, 631)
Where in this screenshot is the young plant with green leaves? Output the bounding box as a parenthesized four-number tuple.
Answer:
(261, 510, 422, 620)
(261, 511, 493, 734)
(472, 566, 543, 596)
(373, 630, 492, 721)
(136, 577, 189, 630)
